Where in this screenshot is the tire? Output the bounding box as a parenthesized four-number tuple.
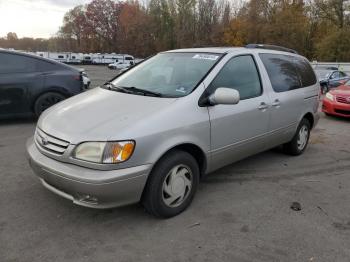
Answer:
(34, 92, 65, 117)
(142, 150, 200, 218)
(283, 118, 311, 156)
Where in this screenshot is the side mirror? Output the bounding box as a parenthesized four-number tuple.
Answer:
(208, 87, 240, 105)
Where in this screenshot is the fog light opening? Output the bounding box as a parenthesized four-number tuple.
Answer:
(77, 194, 99, 205)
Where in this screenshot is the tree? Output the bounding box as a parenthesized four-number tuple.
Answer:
(119, 1, 154, 56)
(6, 32, 18, 41)
(314, 0, 350, 29)
(176, 0, 196, 48)
(2, 0, 350, 61)
(85, 0, 123, 52)
(59, 5, 87, 51)
(148, 0, 176, 51)
(263, 1, 310, 53)
(223, 18, 247, 46)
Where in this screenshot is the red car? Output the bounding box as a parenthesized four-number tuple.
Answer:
(322, 80, 350, 117)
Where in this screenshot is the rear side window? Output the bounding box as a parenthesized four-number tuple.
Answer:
(209, 55, 262, 100)
(259, 53, 300, 92)
(294, 57, 317, 87)
(0, 53, 37, 73)
(36, 59, 62, 72)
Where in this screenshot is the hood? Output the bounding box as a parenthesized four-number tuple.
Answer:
(330, 85, 350, 96)
(38, 87, 177, 144)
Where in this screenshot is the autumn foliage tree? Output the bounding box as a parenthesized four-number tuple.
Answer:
(1, 0, 350, 61)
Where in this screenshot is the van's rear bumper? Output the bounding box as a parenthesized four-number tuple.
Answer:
(26, 138, 151, 209)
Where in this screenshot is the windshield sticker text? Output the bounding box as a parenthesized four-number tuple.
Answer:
(192, 54, 219, 61)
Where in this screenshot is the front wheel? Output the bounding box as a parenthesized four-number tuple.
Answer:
(283, 118, 311, 156)
(142, 150, 199, 218)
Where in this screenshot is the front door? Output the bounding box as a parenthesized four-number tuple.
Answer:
(207, 54, 271, 171)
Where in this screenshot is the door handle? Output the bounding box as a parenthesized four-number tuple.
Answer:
(272, 99, 281, 107)
(258, 102, 269, 110)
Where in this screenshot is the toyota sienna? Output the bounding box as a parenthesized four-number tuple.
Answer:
(27, 45, 320, 218)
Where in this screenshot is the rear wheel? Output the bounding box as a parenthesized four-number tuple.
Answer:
(142, 150, 199, 218)
(34, 92, 65, 117)
(283, 118, 311, 156)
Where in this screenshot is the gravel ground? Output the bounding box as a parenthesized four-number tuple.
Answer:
(1, 65, 350, 262)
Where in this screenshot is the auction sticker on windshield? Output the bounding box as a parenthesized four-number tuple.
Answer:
(192, 54, 219, 61)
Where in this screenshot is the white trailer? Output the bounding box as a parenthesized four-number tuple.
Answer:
(92, 53, 135, 65)
(36, 52, 49, 58)
(82, 53, 94, 64)
(91, 53, 117, 64)
(67, 53, 84, 64)
(43, 52, 70, 63)
(107, 55, 136, 69)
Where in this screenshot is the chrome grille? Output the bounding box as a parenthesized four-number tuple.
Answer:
(35, 128, 70, 155)
(336, 96, 350, 104)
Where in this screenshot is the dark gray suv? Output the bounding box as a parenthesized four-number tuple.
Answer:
(0, 50, 89, 118)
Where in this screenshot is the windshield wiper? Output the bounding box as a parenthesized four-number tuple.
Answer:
(118, 86, 162, 97)
(104, 83, 162, 97)
(104, 82, 129, 93)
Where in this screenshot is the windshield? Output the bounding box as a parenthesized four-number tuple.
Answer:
(110, 52, 221, 98)
(345, 79, 350, 86)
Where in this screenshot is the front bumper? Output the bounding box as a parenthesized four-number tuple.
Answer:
(26, 137, 151, 208)
(322, 99, 350, 118)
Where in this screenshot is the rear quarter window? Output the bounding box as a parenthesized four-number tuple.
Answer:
(36, 59, 63, 72)
(294, 57, 317, 87)
(259, 53, 300, 92)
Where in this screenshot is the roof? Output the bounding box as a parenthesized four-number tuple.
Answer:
(0, 49, 79, 72)
(165, 46, 303, 58)
(165, 47, 245, 54)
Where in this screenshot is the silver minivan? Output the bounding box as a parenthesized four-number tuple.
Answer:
(27, 45, 320, 218)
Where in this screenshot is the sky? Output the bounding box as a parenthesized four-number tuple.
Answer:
(0, 0, 90, 38)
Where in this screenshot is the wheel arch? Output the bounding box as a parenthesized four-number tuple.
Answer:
(302, 112, 315, 129)
(150, 143, 208, 178)
(31, 88, 70, 113)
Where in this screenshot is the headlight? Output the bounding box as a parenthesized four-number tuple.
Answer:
(74, 141, 135, 164)
(325, 92, 334, 101)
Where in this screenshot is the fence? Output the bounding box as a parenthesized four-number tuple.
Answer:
(311, 62, 350, 74)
